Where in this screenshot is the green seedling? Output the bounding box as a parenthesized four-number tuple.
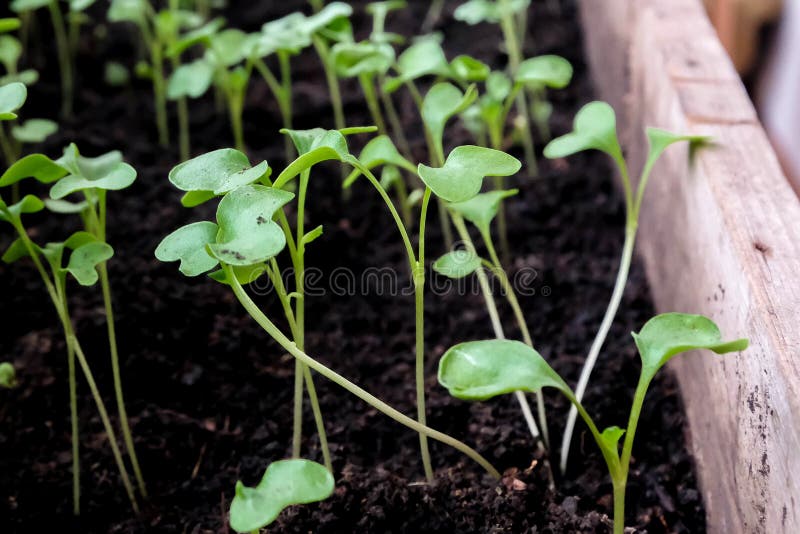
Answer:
(543, 101, 708, 473)
(438, 313, 747, 533)
(109, 0, 203, 150)
(157, 132, 501, 489)
(0, 18, 39, 87)
(455, 0, 540, 174)
(1, 143, 146, 511)
(0, 361, 17, 388)
(0, 195, 138, 514)
(460, 55, 572, 262)
(10, 0, 73, 117)
(229, 459, 334, 533)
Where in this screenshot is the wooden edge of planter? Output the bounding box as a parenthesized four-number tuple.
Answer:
(578, 0, 800, 532)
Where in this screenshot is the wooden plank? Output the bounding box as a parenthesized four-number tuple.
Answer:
(578, 0, 800, 532)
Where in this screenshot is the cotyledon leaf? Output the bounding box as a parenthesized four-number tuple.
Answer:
(155, 221, 220, 276)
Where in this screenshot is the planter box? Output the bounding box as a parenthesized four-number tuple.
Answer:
(579, 0, 800, 531)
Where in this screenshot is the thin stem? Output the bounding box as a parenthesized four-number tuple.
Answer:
(613, 480, 626, 534)
(99, 263, 147, 497)
(378, 76, 412, 158)
(415, 188, 434, 482)
(560, 225, 636, 473)
(225, 266, 500, 479)
(151, 43, 169, 147)
(278, 52, 294, 162)
(0, 123, 16, 166)
(48, 1, 73, 118)
(56, 275, 80, 515)
(482, 229, 549, 448)
(69, 335, 140, 513)
(312, 36, 346, 132)
(359, 74, 387, 135)
(228, 93, 245, 153)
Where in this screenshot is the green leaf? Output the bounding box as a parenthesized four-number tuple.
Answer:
(2, 237, 29, 263)
(0, 82, 26, 120)
(11, 119, 58, 144)
(64, 230, 99, 250)
(301, 225, 324, 247)
(0, 362, 17, 388)
(633, 313, 748, 385)
(0, 154, 68, 186)
(104, 61, 131, 86)
(450, 55, 490, 82)
(107, 0, 149, 25)
(0, 18, 22, 34)
(305, 2, 352, 35)
(357, 135, 415, 172)
(51, 144, 137, 199)
(383, 38, 450, 93)
(229, 459, 334, 533)
(417, 145, 520, 202)
(69, 0, 96, 12)
(253, 13, 313, 57)
(167, 59, 213, 99)
(454, 0, 530, 24)
(44, 198, 90, 214)
(433, 249, 481, 279)
(378, 165, 402, 190)
(66, 242, 113, 286)
(207, 185, 294, 266)
(543, 101, 623, 162)
(421, 82, 477, 153)
(644, 128, 709, 173)
(516, 55, 573, 89)
(330, 41, 394, 77)
(208, 263, 267, 285)
(0, 194, 44, 222)
(0, 35, 22, 73)
(599, 426, 625, 453)
(447, 189, 518, 234)
(486, 71, 511, 102)
(0, 69, 38, 87)
(438, 339, 569, 401)
(206, 29, 251, 67)
(273, 130, 353, 188)
(155, 221, 220, 276)
(168, 149, 270, 196)
(167, 17, 225, 57)
(10, 0, 52, 13)
(181, 190, 216, 208)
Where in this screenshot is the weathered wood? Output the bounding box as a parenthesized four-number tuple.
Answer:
(579, 0, 800, 532)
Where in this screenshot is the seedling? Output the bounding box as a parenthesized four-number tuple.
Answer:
(0, 18, 39, 87)
(438, 313, 747, 533)
(0, 143, 146, 512)
(0, 194, 138, 514)
(10, 0, 73, 117)
(229, 459, 334, 533)
(108, 0, 204, 149)
(0, 361, 17, 388)
(543, 101, 708, 473)
(157, 131, 501, 491)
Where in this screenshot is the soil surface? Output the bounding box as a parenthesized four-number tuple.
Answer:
(0, 1, 705, 532)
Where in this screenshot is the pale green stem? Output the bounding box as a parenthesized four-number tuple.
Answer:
(359, 74, 387, 135)
(378, 77, 412, 159)
(48, 1, 73, 118)
(482, 229, 549, 448)
(225, 265, 500, 479)
(56, 276, 80, 515)
(416, 188, 434, 482)
(278, 52, 294, 162)
(171, 54, 190, 160)
(312, 36, 346, 132)
(151, 43, 169, 147)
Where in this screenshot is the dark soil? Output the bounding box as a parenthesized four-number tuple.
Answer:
(0, 1, 705, 532)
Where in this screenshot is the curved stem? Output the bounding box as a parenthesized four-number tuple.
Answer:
(416, 188, 434, 482)
(560, 226, 636, 473)
(225, 265, 500, 479)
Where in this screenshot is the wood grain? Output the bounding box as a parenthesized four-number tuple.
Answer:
(578, 0, 800, 532)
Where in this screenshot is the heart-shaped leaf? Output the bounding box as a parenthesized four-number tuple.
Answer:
(643, 128, 709, 176)
(433, 249, 481, 279)
(206, 29, 251, 67)
(253, 13, 313, 57)
(421, 82, 477, 154)
(447, 189, 518, 234)
(357, 135, 415, 172)
(0, 154, 68, 186)
(450, 55, 489, 82)
(51, 144, 137, 199)
(2, 237, 29, 263)
(169, 149, 270, 197)
(543, 101, 622, 162)
(0, 68, 38, 87)
(438, 339, 569, 401)
(633, 313, 748, 385)
(0, 81, 26, 120)
(11, 118, 58, 144)
(330, 41, 395, 77)
(454, 0, 530, 24)
(229, 459, 334, 533)
(167, 59, 214, 99)
(0, 194, 44, 222)
(383, 38, 450, 93)
(273, 129, 353, 188)
(417, 145, 520, 203)
(207, 185, 294, 266)
(107, 0, 149, 25)
(155, 221, 220, 276)
(66, 242, 114, 286)
(515, 55, 573, 89)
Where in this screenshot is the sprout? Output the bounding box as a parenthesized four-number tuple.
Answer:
(0, 361, 17, 388)
(229, 459, 335, 533)
(438, 313, 747, 534)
